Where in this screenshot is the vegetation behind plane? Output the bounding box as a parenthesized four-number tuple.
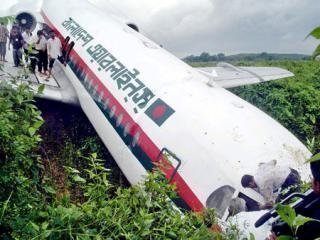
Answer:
(183, 52, 310, 63)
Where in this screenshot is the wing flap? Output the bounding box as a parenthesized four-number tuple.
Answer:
(197, 62, 294, 88)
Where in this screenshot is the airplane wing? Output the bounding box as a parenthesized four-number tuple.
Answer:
(0, 62, 78, 105)
(196, 62, 294, 88)
(0, 5, 78, 105)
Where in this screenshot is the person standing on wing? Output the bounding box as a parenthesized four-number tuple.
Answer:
(46, 31, 62, 80)
(33, 30, 47, 75)
(8, 27, 24, 67)
(22, 28, 33, 63)
(0, 21, 9, 62)
(241, 160, 301, 208)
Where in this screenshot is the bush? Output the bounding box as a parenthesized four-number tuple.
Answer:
(0, 81, 44, 238)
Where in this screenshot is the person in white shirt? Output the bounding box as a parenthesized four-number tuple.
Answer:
(241, 160, 301, 206)
(22, 29, 33, 63)
(22, 29, 33, 45)
(46, 31, 62, 79)
(30, 30, 48, 75)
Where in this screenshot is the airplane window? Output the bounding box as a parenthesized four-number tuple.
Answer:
(206, 185, 235, 218)
(127, 23, 139, 32)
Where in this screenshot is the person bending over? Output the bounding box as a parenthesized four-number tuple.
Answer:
(241, 160, 301, 208)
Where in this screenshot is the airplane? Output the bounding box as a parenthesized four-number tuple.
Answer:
(0, 0, 311, 221)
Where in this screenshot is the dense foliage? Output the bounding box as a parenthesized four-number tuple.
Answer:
(0, 81, 44, 238)
(184, 52, 309, 63)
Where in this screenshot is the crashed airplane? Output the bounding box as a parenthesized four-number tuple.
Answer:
(0, 0, 311, 221)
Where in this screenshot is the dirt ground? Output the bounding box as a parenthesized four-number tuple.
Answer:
(36, 99, 129, 199)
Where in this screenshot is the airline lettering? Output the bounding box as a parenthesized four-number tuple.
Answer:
(62, 18, 93, 46)
(87, 44, 155, 110)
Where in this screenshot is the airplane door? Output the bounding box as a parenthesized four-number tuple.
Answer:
(65, 41, 75, 63)
(157, 148, 182, 182)
(60, 36, 70, 63)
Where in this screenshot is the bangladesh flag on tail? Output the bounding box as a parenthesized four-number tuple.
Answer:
(145, 98, 175, 127)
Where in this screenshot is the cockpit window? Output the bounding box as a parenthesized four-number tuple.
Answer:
(206, 185, 235, 218)
(127, 23, 139, 32)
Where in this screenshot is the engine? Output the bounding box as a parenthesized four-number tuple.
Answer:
(15, 12, 37, 31)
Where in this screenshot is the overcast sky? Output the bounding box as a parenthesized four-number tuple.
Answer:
(1, 0, 319, 57)
(105, 0, 319, 57)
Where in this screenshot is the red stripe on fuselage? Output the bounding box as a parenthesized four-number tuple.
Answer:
(41, 9, 204, 212)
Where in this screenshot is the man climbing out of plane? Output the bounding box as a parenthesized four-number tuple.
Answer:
(46, 30, 62, 80)
(241, 160, 301, 208)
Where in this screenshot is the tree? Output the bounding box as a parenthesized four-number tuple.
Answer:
(217, 53, 225, 61)
(199, 52, 211, 62)
(210, 54, 218, 61)
(307, 26, 320, 60)
(0, 16, 15, 25)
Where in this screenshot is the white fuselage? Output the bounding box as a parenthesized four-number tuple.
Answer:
(40, 0, 310, 214)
